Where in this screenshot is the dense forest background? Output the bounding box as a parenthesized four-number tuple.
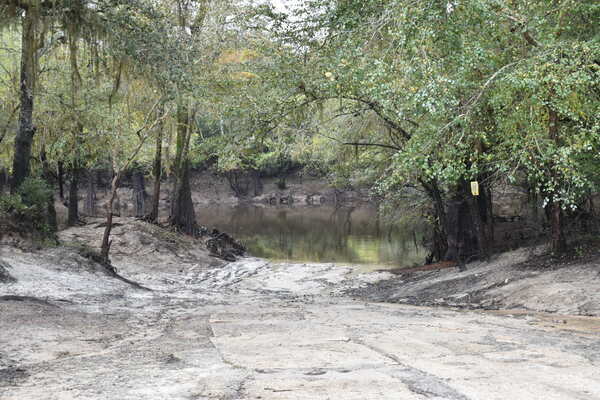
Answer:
(0, 0, 599, 264)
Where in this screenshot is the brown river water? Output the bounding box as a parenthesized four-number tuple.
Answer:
(197, 205, 426, 270)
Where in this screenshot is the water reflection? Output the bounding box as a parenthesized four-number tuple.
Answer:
(198, 205, 426, 269)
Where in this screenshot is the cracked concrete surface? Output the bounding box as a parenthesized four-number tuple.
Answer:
(1, 224, 600, 399)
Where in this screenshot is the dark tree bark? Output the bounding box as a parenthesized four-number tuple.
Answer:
(11, 10, 38, 193)
(420, 178, 448, 263)
(131, 169, 147, 218)
(101, 173, 120, 264)
(84, 169, 97, 217)
(168, 0, 202, 237)
(147, 124, 163, 222)
(253, 169, 263, 196)
(57, 161, 65, 200)
(170, 159, 196, 234)
(225, 170, 251, 197)
(550, 202, 567, 253)
(444, 189, 473, 262)
(40, 149, 57, 234)
(528, 186, 540, 226)
(0, 168, 7, 194)
(169, 102, 197, 234)
(67, 167, 79, 226)
(472, 177, 494, 257)
(443, 180, 493, 263)
(547, 107, 568, 253)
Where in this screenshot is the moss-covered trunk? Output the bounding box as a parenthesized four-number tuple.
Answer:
(169, 102, 196, 234)
(11, 9, 38, 193)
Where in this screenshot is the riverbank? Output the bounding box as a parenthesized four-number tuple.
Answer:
(1, 219, 599, 399)
(53, 169, 373, 229)
(349, 244, 600, 317)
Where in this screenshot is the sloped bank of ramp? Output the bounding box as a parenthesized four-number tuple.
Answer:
(347, 247, 600, 317)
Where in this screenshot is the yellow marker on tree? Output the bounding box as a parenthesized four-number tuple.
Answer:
(471, 181, 479, 196)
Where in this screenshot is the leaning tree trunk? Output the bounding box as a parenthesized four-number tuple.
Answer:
(11, 9, 38, 193)
(132, 169, 147, 218)
(67, 166, 79, 226)
(100, 174, 120, 264)
(99, 110, 162, 263)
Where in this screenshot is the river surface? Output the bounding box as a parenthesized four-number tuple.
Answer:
(198, 205, 426, 270)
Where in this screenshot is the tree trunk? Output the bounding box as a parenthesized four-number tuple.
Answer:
(100, 174, 120, 264)
(165, 126, 172, 172)
(57, 161, 65, 200)
(148, 123, 163, 222)
(169, 102, 197, 234)
(443, 181, 489, 263)
(528, 186, 539, 226)
(0, 168, 6, 194)
(444, 190, 469, 262)
(40, 148, 57, 234)
(112, 190, 121, 216)
(442, 176, 494, 263)
(170, 159, 196, 234)
(132, 170, 147, 218)
(253, 169, 263, 196)
(11, 9, 38, 193)
(472, 177, 494, 258)
(547, 106, 568, 253)
(68, 167, 79, 226)
(550, 201, 567, 253)
(166, 1, 197, 232)
(225, 170, 250, 197)
(420, 178, 448, 263)
(98, 101, 162, 263)
(84, 169, 97, 217)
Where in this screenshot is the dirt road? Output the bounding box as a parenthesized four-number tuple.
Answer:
(1, 243, 599, 400)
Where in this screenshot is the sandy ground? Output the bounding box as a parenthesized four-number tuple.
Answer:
(1, 221, 600, 400)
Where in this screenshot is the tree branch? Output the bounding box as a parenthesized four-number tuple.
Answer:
(342, 141, 401, 151)
(343, 95, 413, 140)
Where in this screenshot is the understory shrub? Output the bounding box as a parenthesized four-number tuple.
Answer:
(0, 177, 53, 234)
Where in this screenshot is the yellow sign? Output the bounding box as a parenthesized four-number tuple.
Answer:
(470, 181, 479, 196)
